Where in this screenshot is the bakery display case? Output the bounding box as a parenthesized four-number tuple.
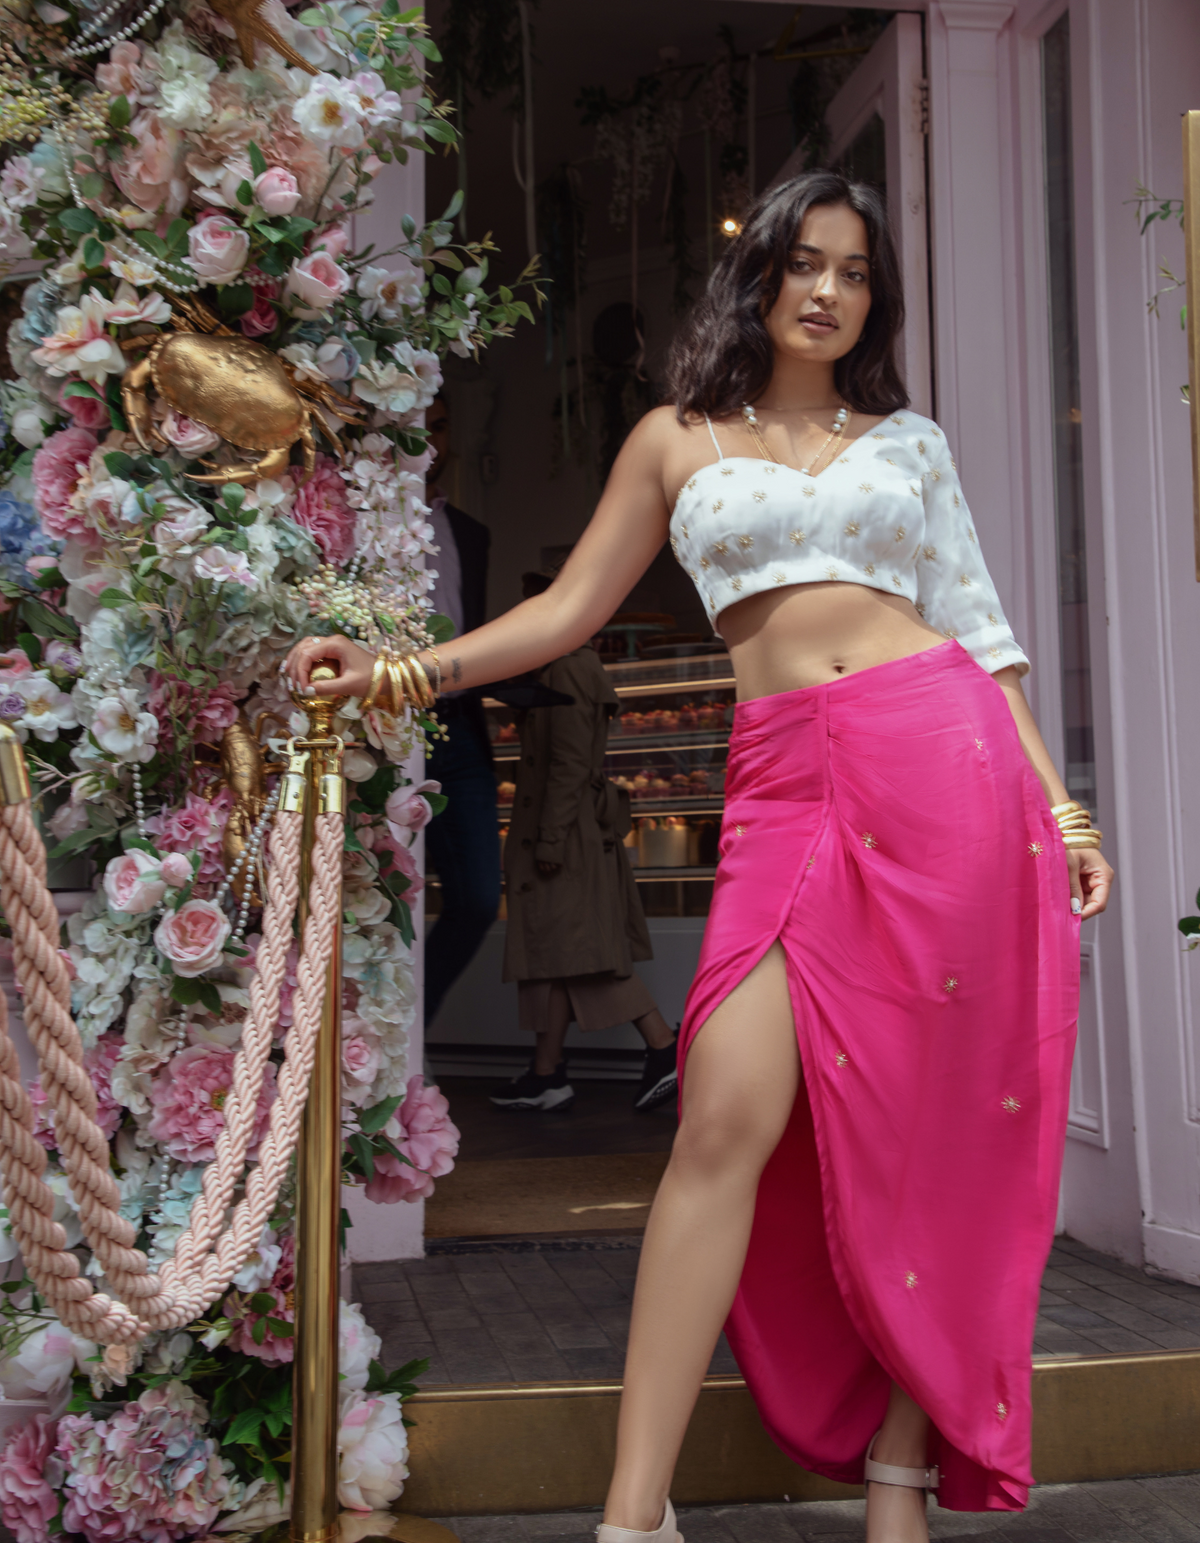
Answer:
(488, 646, 734, 918)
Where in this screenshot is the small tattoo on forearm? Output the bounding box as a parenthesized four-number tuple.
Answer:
(451, 656, 463, 686)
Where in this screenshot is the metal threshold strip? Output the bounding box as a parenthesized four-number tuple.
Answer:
(393, 1352, 1200, 1518)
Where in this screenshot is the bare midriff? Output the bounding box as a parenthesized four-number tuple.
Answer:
(720, 581, 947, 700)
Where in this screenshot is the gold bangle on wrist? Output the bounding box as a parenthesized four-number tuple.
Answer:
(1062, 831, 1103, 849)
(360, 653, 388, 713)
(386, 656, 409, 714)
(408, 656, 436, 709)
(1051, 799, 1101, 849)
(425, 648, 441, 697)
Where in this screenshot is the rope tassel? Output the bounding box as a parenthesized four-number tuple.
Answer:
(0, 726, 343, 1344)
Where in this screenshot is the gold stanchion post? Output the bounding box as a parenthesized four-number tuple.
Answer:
(290, 665, 345, 1543)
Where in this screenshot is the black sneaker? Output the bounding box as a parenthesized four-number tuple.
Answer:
(633, 1039, 678, 1112)
(489, 1058, 574, 1111)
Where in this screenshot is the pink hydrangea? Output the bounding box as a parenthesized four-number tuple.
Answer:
(145, 787, 232, 885)
(27, 1078, 55, 1151)
(31, 427, 98, 539)
(85, 1033, 124, 1141)
(364, 1076, 460, 1204)
(56, 1381, 233, 1543)
(0, 1413, 59, 1543)
(146, 1043, 276, 1163)
(148, 677, 239, 749)
(290, 454, 355, 565)
(223, 1234, 295, 1364)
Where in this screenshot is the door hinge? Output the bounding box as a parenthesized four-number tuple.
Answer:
(919, 78, 930, 136)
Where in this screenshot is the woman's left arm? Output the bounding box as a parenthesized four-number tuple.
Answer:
(993, 665, 1114, 920)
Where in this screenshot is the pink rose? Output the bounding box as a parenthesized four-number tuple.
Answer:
(58, 383, 109, 431)
(254, 166, 300, 216)
(312, 224, 349, 259)
(285, 251, 350, 314)
(385, 779, 441, 833)
(111, 110, 186, 216)
(24, 556, 58, 581)
(159, 407, 220, 456)
(223, 1234, 294, 1363)
(377, 831, 423, 898)
(148, 1042, 276, 1162)
(364, 1076, 459, 1204)
(95, 39, 144, 99)
(160, 852, 192, 887)
(153, 897, 230, 977)
(364, 1149, 430, 1204)
(0, 1413, 58, 1543)
(240, 288, 278, 338)
(290, 454, 355, 564)
(188, 212, 250, 285)
(31, 427, 97, 540)
(103, 849, 167, 915)
(0, 648, 33, 682)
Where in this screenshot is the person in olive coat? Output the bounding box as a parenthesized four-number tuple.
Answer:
(492, 573, 677, 1113)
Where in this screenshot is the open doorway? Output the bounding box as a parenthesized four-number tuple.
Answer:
(416, 4, 917, 1257)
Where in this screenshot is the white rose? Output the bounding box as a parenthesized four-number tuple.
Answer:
(0, 1318, 96, 1400)
(338, 1299, 381, 1393)
(11, 405, 49, 448)
(187, 214, 250, 285)
(336, 1390, 409, 1511)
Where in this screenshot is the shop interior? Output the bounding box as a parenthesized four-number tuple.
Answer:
(419, 0, 898, 1235)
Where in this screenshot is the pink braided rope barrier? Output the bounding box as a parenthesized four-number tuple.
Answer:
(0, 799, 343, 1344)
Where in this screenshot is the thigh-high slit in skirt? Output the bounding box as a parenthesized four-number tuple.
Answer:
(677, 641, 1079, 1513)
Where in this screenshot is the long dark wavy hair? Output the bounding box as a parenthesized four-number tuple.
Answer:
(666, 170, 909, 422)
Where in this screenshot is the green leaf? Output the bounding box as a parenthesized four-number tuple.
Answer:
(216, 282, 254, 320)
(441, 188, 464, 222)
(425, 612, 456, 643)
(108, 94, 132, 130)
(423, 119, 457, 145)
(196, 980, 222, 1014)
(103, 451, 137, 481)
(1179, 916, 1200, 936)
(349, 1132, 375, 1181)
(393, 897, 414, 948)
(62, 381, 104, 402)
(359, 1094, 403, 1135)
(16, 631, 41, 664)
(82, 236, 106, 270)
(223, 1406, 265, 1446)
(265, 1316, 294, 1337)
(251, 1316, 268, 1346)
(236, 178, 254, 207)
(410, 33, 441, 61)
(249, 1291, 277, 1314)
(97, 587, 130, 609)
(165, 218, 190, 253)
(19, 599, 77, 641)
(222, 483, 247, 512)
(47, 826, 104, 860)
(170, 977, 203, 1006)
(79, 171, 106, 201)
(426, 791, 448, 816)
(248, 140, 268, 178)
(60, 207, 98, 234)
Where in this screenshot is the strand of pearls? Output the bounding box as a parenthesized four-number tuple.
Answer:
(130, 763, 148, 840)
(214, 785, 283, 943)
(63, 0, 170, 59)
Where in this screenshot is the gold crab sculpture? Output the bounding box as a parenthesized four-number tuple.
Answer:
(120, 296, 362, 485)
(195, 707, 289, 903)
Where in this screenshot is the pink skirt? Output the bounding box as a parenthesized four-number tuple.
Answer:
(678, 641, 1079, 1512)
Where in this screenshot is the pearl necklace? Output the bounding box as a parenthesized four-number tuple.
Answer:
(742, 402, 850, 477)
(63, 0, 170, 59)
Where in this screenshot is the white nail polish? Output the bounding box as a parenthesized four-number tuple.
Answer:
(1071, 897, 1082, 915)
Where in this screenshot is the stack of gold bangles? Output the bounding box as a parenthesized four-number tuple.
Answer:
(1051, 800, 1103, 850)
(360, 648, 439, 715)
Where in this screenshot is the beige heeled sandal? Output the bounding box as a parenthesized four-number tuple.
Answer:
(596, 1497, 683, 1542)
(864, 1430, 939, 1497)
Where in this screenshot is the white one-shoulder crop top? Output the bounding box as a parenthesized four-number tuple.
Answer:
(669, 410, 1029, 677)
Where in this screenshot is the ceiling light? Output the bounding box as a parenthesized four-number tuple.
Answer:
(721, 218, 741, 236)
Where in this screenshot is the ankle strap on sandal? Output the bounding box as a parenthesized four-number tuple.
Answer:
(864, 1432, 939, 1491)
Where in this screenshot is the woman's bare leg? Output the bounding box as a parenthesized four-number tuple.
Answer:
(867, 1384, 932, 1543)
(603, 943, 800, 1530)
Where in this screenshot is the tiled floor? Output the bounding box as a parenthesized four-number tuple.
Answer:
(431, 1475, 1200, 1541)
(354, 1232, 1200, 1388)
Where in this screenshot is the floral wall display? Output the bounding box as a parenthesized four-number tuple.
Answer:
(0, 2, 535, 1536)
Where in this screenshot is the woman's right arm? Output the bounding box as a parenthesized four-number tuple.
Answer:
(284, 408, 677, 699)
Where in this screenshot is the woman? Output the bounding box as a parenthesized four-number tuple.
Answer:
(286, 170, 1112, 1543)
(492, 570, 679, 1116)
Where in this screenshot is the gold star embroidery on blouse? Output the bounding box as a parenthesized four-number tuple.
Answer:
(838, 455, 850, 463)
(967, 527, 977, 543)
(730, 576, 744, 591)
(720, 464, 735, 476)
(911, 484, 921, 496)
(864, 563, 876, 576)
(892, 415, 906, 425)
(943, 627, 959, 639)
(987, 612, 999, 625)
(1002, 1096, 1022, 1114)
(845, 520, 861, 535)
(996, 1402, 1008, 1420)
(752, 489, 767, 503)
(803, 486, 816, 497)
(959, 573, 973, 587)
(700, 556, 712, 570)
(737, 534, 754, 550)
(931, 468, 942, 482)
(681, 522, 689, 537)
(712, 499, 725, 513)
(943, 976, 959, 993)
(885, 457, 897, 466)
(931, 427, 941, 437)
(826, 566, 840, 580)
(905, 1271, 919, 1288)
(892, 575, 902, 588)
(953, 492, 961, 507)
(858, 485, 873, 496)
(916, 602, 927, 617)
(670, 537, 679, 555)
(684, 477, 697, 492)
(894, 527, 907, 541)
(872, 432, 886, 440)
(789, 529, 806, 545)
(862, 832, 878, 849)
(835, 1051, 848, 1068)
(687, 569, 697, 580)
(922, 545, 937, 560)
(988, 646, 1002, 659)
(773, 571, 787, 584)
(713, 540, 728, 555)
(917, 439, 926, 455)
(951, 457, 958, 469)
(1028, 842, 1044, 856)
